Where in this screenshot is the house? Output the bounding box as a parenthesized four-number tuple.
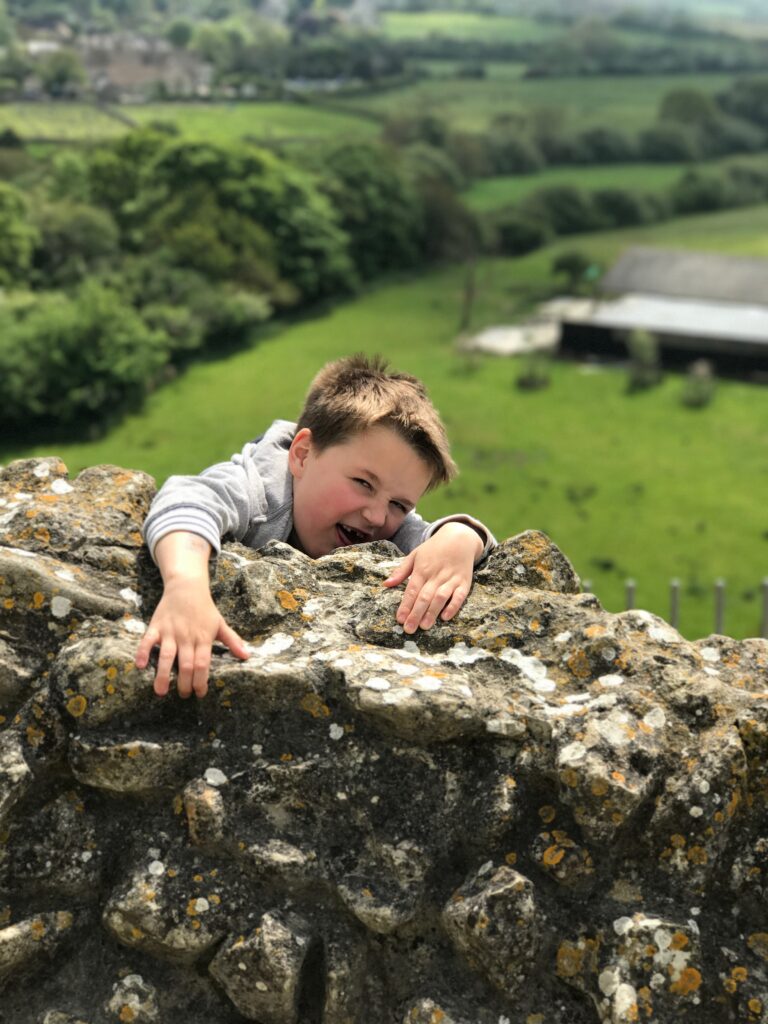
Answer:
(79, 32, 213, 102)
(558, 247, 768, 379)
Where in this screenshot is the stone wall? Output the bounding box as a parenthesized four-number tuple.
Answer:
(1, 457, 768, 1024)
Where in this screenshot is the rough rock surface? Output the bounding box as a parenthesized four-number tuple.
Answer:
(1, 457, 768, 1023)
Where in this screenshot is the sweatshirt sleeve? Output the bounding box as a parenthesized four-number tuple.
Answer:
(142, 445, 268, 561)
(391, 511, 496, 562)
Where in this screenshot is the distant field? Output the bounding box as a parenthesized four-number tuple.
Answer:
(380, 11, 559, 42)
(463, 155, 768, 212)
(0, 101, 378, 143)
(339, 72, 736, 133)
(0, 102, 126, 140)
(464, 164, 690, 212)
(127, 102, 379, 143)
(4, 203, 767, 641)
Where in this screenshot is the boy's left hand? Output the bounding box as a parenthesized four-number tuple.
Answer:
(382, 522, 483, 633)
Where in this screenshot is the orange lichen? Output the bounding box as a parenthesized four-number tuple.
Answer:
(30, 919, 46, 941)
(567, 650, 591, 679)
(2, 598, 13, 610)
(505, 852, 518, 865)
(300, 693, 331, 719)
(670, 932, 689, 950)
(723, 978, 738, 994)
(670, 834, 687, 849)
(543, 845, 566, 868)
(687, 846, 708, 865)
(25, 725, 44, 748)
(66, 695, 87, 718)
(106, 665, 118, 681)
(280, 753, 293, 762)
(556, 941, 585, 979)
(611, 770, 626, 784)
(276, 590, 300, 612)
(560, 768, 579, 789)
(748, 998, 763, 1013)
(731, 966, 748, 982)
(119, 1007, 135, 1022)
(539, 805, 556, 824)
(669, 967, 702, 996)
(591, 780, 609, 797)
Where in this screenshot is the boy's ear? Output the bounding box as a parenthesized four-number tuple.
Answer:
(288, 427, 313, 479)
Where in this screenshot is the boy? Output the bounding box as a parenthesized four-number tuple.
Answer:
(135, 355, 495, 699)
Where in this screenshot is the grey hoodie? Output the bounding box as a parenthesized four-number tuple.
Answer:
(143, 420, 495, 561)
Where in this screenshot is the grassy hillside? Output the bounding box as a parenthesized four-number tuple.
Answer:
(3, 205, 767, 641)
(338, 72, 736, 132)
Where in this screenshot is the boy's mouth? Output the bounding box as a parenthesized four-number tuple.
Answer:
(336, 523, 371, 546)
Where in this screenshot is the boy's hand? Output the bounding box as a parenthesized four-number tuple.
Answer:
(382, 522, 483, 634)
(135, 580, 250, 699)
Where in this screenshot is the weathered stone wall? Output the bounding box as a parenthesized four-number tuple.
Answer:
(1, 457, 768, 1024)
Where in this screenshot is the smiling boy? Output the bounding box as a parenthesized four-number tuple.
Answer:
(135, 355, 495, 699)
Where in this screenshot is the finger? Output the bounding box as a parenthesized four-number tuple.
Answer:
(176, 643, 195, 700)
(135, 626, 160, 669)
(154, 640, 177, 698)
(218, 621, 250, 660)
(402, 585, 437, 634)
(191, 645, 211, 699)
(417, 583, 457, 631)
(439, 583, 469, 622)
(396, 573, 425, 625)
(383, 553, 415, 588)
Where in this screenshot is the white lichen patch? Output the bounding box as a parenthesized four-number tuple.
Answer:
(194, 898, 209, 913)
(598, 966, 620, 996)
(393, 663, 418, 677)
(51, 479, 74, 495)
(555, 631, 572, 644)
(558, 741, 588, 767)
(365, 677, 390, 691)
(364, 652, 387, 665)
(7, 547, 37, 558)
(649, 623, 681, 644)
(643, 707, 666, 730)
(50, 596, 73, 618)
(443, 642, 492, 666)
(120, 588, 142, 608)
(598, 674, 624, 688)
(249, 633, 294, 658)
(148, 860, 165, 876)
(614, 982, 639, 1019)
(689, 806, 704, 818)
(329, 724, 344, 741)
(700, 647, 720, 663)
(413, 676, 442, 692)
(33, 463, 51, 479)
(54, 569, 76, 582)
(597, 710, 633, 748)
(380, 687, 414, 705)
(204, 768, 228, 787)
(122, 617, 146, 635)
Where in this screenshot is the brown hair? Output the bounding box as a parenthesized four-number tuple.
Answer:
(296, 354, 457, 489)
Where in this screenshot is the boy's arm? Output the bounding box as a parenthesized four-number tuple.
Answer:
(384, 514, 495, 634)
(134, 531, 249, 698)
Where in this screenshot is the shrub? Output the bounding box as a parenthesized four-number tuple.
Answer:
(574, 127, 636, 164)
(670, 170, 729, 214)
(487, 207, 550, 256)
(31, 202, 120, 286)
(592, 187, 656, 228)
(638, 124, 702, 162)
(489, 132, 544, 175)
(625, 329, 662, 393)
(681, 358, 716, 408)
(520, 185, 603, 235)
(551, 249, 592, 290)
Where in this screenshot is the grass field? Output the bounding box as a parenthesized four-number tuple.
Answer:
(4, 204, 767, 641)
(463, 154, 768, 212)
(0, 101, 378, 143)
(380, 11, 560, 43)
(0, 102, 126, 140)
(339, 72, 736, 133)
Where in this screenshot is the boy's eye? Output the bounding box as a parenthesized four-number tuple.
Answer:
(354, 478, 372, 490)
(391, 501, 408, 514)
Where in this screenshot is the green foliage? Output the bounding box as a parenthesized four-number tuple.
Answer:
(48, 150, 91, 202)
(574, 126, 636, 164)
(488, 131, 543, 175)
(625, 329, 662, 393)
(659, 87, 719, 127)
(140, 140, 356, 303)
(488, 208, 550, 257)
(401, 142, 465, 191)
(717, 77, 768, 129)
(551, 249, 591, 290)
(39, 50, 87, 97)
(31, 202, 120, 286)
(592, 187, 662, 228)
(0, 281, 169, 425)
(319, 141, 423, 279)
(87, 127, 169, 225)
(670, 170, 729, 214)
(0, 182, 38, 285)
(680, 358, 716, 409)
(638, 123, 702, 162)
(519, 185, 603, 235)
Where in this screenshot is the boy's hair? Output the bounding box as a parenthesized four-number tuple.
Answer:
(297, 354, 457, 489)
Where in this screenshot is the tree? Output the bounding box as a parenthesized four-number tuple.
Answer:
(659, 88, 719, 127)
(39, 50, 87, 97)
(0, 282, 170, 426)
(551, 249, 592, 291)
(520, 186, 603, 235)
(31, 202, 120, 286)
(717, 77, 768, 129)
(0, 182, 38, 286)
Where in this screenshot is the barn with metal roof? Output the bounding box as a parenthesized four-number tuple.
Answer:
(558, 247, 768, 378)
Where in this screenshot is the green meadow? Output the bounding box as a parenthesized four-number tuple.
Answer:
(0, 102, 126, 140)
(4, 204, 767, 641)
(339, 72, 736, 132)
(380, 11, 560, 43)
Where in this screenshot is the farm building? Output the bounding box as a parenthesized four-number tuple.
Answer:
(558, 247, 768, 378)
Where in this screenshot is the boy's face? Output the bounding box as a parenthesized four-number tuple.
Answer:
(288, 424, 433, 558)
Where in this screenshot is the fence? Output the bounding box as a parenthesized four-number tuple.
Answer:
(580, 577, 768, 639)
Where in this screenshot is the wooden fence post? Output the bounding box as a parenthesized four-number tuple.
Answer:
(669, 578, 680, 629)
(714, 578, 726, 635)
(625, 578, 636, 610)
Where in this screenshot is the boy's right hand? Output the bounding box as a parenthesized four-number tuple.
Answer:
(135, 580, 250, 698)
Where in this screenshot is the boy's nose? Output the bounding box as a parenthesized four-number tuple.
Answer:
(363, 502, 387, 528)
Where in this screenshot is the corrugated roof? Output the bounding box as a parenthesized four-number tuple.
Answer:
(600, 247, 768, 305)
(564, 293, 768, 349)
